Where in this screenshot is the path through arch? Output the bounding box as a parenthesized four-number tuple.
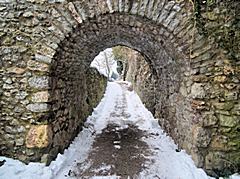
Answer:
(0, 0, 239, 177)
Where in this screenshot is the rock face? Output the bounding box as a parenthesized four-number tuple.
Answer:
(0, 0, 239, 177)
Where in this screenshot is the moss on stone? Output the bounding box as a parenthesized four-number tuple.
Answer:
(193, 0, 240, 60)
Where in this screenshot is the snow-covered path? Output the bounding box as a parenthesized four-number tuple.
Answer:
(62, 81, 208, 179)
(1, 82, 240, 179)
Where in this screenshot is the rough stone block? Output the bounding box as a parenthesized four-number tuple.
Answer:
(213, 102, 234, 111)
(7, 67, 26, 75)
(26, 125, 52, 148)
(192, 126, 211, 148)
(35, 54, 52, 64)
(224, 91, 238, 101)
(15, 138, 24, 146)
(68, 2, 83, 23)
(191, 83, 206, 99)
(28, 76, 49, 89)
(15, 91, 28, 100)
(26, 103, 49, 112)
(31, 91, 50, 103)
(203, 113, 218, 127)
(214, 75, 227, 83)
(219, 114, 238, 127)
(205, 152, 224, 170)
(27, 60, 49, 72)
(210, 135, 228, 151)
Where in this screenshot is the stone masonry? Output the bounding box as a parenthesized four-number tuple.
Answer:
(0, 0, 239, 177)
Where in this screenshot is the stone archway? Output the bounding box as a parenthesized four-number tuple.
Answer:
(0, 0, 239, 176)
(49, 11, 188, 163)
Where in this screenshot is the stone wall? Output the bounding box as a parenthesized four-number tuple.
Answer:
(189, 1, 240, 176)
(125, 36, 240, 176)
(0, 0, 239, 176)
(121, 48, 156, 115)
(1, 65, 107, 163)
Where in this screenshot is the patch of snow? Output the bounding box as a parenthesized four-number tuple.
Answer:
(230, 174, 240, 179)
(0, 157, 52, 179)
(92, 164, 112, 173)
(113, 141, 120, 144)
(113, 145, 121, 149)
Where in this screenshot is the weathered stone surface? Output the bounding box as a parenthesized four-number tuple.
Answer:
(210, 135, 228, 150)
(232, 104, 240, 115)
(15, 91, 28, 100)
(191, 83, 205, 98)
(213, 102, 234, 111)
(214, 75, 227, 83)
(37, 45, 56, 58)
(23, 11, 34, 18)
(224, 91, 238, 101)
(219, 115, 238, 127)
(26, 103, 48, 112)
(7, 67, 26, 75)
(31, 91, 49, 103)
(26, 0, 47, 4)
(4, 78, 12, 84)
(205, 152, 224, 170)
(26, 125, 52, 148)
(191, 99, 206, 110)
(203, 113, 218, 127)
(27, 60, 49, 72)
(3, 84, 14, 89)
(5, 126, 16, 133)
(193, 126, 211, 148)
(15, 138, 24, 146)
(28, 76, 49, 89)
(35, 54, 52, 64)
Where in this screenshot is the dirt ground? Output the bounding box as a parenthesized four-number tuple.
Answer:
(74, 124, 150, 179)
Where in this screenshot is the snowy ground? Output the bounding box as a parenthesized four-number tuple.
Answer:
(0, 82, 239, 179)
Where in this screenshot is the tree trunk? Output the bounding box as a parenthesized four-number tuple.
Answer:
(104, 52, 111, 80)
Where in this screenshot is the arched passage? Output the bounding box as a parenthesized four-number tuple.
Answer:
(49, 11, 189, 161)
(0, 0, 239, 177)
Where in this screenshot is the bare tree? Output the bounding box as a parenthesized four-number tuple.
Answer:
(104, 51, 111, 80)
(91, 49, 118, 81)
